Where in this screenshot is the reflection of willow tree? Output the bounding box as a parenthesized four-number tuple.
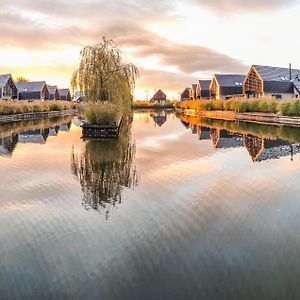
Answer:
(71, 122, 138, 218)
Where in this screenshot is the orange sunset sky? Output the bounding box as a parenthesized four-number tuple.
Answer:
(1, 0, 300, 100)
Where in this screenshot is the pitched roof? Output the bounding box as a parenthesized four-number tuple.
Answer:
(59, 88, 71, 96)
(0, 74, 12, 88)
(47, 85, 58, 94)
(198, 80, 211, 90)
(191, 84, 197, 92)
(151, 89, 166, 100)
(214, 74, 245, 87)
(16, 81, 46, 93)
(253, 65, 300, 82)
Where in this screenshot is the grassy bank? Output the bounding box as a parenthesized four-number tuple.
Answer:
(0, 101, 80, 116)
(176, 99, 300, 117)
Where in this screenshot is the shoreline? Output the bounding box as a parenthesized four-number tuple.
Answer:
(176, 108, 300, 127)
(0, 109, 79, 124)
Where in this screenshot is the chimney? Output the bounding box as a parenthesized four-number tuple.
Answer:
(289, 63, 292, 81)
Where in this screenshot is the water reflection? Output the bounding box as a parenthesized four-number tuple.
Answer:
(71, 119, 138, 219)
(0, 116, 73, 156)
(180, 114, 300, 162)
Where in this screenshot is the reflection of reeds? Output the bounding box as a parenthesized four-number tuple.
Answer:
(180, 114, 300, 144)
(0, 115, 73, 138)
(71, 119, 138, 219)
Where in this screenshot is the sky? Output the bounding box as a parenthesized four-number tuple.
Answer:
(1, 0, 300, 100)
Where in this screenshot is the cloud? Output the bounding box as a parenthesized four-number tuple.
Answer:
(0, 0, 247, 93)
(197, 0, 298, 13)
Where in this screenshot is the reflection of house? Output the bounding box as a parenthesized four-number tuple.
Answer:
(59, 89, 71, 101)
(244, 135, 300, 162)
(180, 120, 190, 129)
(196, 80, 211, 99)
(47, 85, 60, 100)
(48, 126, 60, 136)
(243, 65, 300, 99)
(150, 89, 167, 105)
(210, 129, 243, 149)
(150, 111, 167, 127)
(0, 74, 18, 100)
(181, 88, 191, 101)
(191, 125, 197, 134)
(17, 81, 49, 101)
(18, 129, 49, 144)
(210, 74, 245, 100)
(197, 127, 211, 140)
(59, 122, 72, 132)
(189, 84, 197, 100)
(0, 134, 18, 157)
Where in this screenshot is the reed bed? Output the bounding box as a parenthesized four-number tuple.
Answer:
(84, 102, 120, 125)
(0, 101, 80, 116)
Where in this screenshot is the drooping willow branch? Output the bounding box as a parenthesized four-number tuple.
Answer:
(71, 37, 139, 110)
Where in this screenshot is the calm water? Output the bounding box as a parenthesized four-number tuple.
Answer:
(1, 111, 300, 299)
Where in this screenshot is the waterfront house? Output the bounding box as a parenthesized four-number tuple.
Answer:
(243, 65, 300, 99)
(17, 81, 49, 101)
(59, 89, 71, 101)
(210, 74, 245, 100)
(0, 74, 18, 100)
(189, 84, 197, 100)
(47, 85, 60, 100)
(196, 80, 211, 99)
(150, 89, 167, 105)
(181, 88, 191, 101)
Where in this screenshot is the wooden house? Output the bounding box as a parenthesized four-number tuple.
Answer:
(196, 80, 211, 99)
(243, 65, 300, 100)
(47, 85, 60, 100)
(150, 89, 167, 105)
(17, 81, 49, 101)
(189, 84, 197, 100)
(181, 88, 191, 101)
(0, 74, 18, 100)
(210, 74, 245, 100)
(59, 89, 71, 101)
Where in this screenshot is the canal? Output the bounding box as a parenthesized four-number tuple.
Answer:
(1, 110, 300, 299)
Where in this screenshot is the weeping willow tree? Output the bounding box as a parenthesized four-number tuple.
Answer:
(71, 37, 139, 111)
(71, 119, 138, 219)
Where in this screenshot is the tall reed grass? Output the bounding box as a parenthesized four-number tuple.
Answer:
(0, 101, 80, 116)
(84, 102, 119, 125)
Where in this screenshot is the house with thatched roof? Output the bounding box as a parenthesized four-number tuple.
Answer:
(196, 80, 211, 99)
(210, 74, 245, 100)
(47, 85, 60, 100)
(59, 89, 71, 101)
(150, 89, 167, 105)
(181, 88, 190, 101)
(243, 65, 300, 100)
(0, 74, 18, 100)
(17, 81, 49, 101)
